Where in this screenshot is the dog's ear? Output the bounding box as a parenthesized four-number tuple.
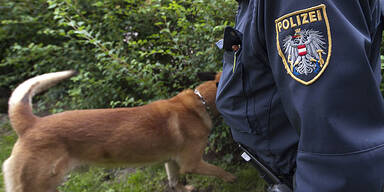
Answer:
(197, 72, 217, 81)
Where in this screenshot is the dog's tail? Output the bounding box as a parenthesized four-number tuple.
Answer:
(8, 70, 77, 136)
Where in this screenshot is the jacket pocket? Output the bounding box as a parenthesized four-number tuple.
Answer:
(217, 48, 261, 135)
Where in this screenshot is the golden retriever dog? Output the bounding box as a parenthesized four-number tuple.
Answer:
(2, 71, 235, 192)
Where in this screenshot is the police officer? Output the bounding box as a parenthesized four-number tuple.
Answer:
(216, 0, 384, 191)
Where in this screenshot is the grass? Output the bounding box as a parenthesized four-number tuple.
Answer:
(0, 115, 266, 192)
(0, 116, 16, 192)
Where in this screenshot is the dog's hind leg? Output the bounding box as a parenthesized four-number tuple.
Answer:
(3, 156, 21, 192)
(28, 154, 73, 192)
(165, 161, 194, 192)
(3, 150, 74, 192)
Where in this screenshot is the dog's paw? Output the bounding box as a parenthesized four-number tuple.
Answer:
(184, 185, 195, 192)
(172, 184, 195, 192)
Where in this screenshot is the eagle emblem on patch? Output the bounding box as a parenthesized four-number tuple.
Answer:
(275, 4, 332, 85)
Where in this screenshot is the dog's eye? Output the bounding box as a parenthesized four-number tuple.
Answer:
(216, 82, 219, 87)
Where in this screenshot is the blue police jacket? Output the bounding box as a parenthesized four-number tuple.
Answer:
(217, 0, 384, 189)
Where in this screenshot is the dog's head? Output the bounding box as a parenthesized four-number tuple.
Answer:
(195, 72, 222, 116)
(197, 72, 221, 88)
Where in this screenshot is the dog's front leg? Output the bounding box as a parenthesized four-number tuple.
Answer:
(165, 161, 194, 192)
(165, 161, 179, 188)
(182, 160, 236, 183)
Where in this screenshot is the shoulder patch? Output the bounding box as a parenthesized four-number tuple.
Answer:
(275, 4, 332, 85)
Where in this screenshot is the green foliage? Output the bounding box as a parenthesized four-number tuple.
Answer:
(0, 117, 17, 192)
(1, 0, 237, 108)
(59, 166, 168, 192)
(43, 0, 237, 108)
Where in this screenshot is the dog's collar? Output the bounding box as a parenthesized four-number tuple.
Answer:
(194, 89, 207, 105)
(194, 89, 211, 115)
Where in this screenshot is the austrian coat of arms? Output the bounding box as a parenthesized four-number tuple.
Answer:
(275, 4, 332, 85)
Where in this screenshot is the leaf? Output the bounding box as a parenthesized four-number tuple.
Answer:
(93, 1, 104, 7)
